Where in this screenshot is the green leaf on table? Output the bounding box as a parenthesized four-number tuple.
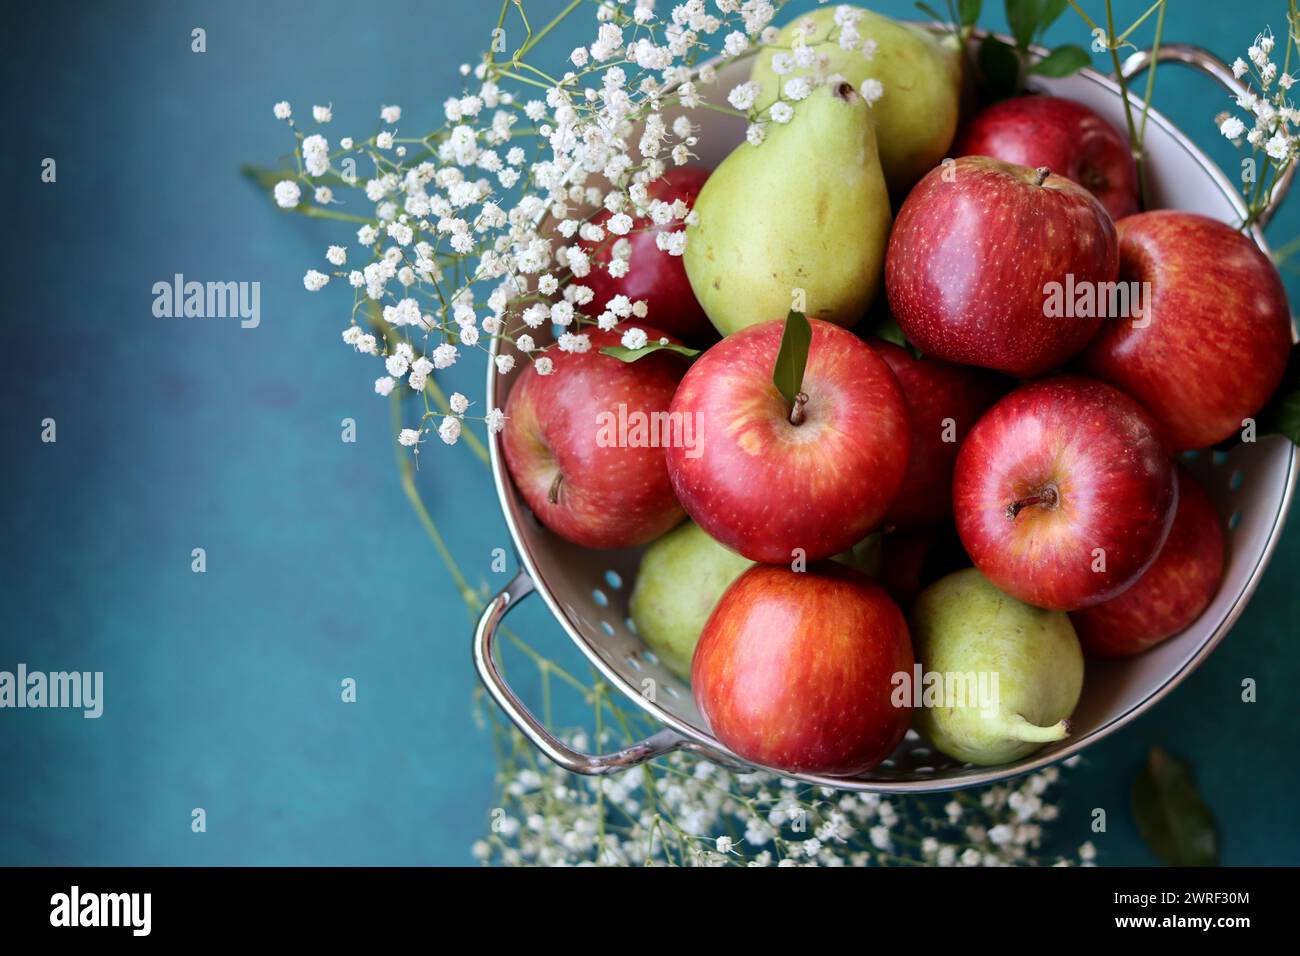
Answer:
(1255, 341, 1300, 445)
(979, 34, 1021, 99)
(1028, 44, 1091, 77)
(600, 342, 702, 363)
(958, 0, 983, 28)
(772, 310, 812, 406)
(1269, 385, 1300, 444)
(1132, 747, 1219, 867)
(1004, 0, 1041, 49)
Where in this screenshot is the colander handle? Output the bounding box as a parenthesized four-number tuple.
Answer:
(1119, 42, 1295, 228)
(473, 570, 690, 774)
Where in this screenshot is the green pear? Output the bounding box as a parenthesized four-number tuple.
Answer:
(909, 568, 1083, 766)
(684, 81, 890, 337)
(750, 6, 962, 195)
(629, 521, 754, 679)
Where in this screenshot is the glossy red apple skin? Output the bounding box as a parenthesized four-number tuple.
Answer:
(692, 563, 914, 776)
(885, 156, 1119, 377)
(952, 376, 1177, 611)
(954, 95, 1139, 221)
(870, 339, 1008, 528)
(501, 326, 686, 550)
(579, 167, 716, 346)
(666, 318, 909, 563)
(1078, 211, 1293, 451)
(1071, 467, 1225, 657)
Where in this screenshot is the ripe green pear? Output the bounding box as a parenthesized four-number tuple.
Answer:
(910, 568, 1083, 766)
(684, 82, 891, 336)
(629, 521, 754, 679)
(750, 6, 962, 194)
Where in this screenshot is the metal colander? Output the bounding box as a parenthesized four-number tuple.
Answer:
(474, 38, 1298, 792)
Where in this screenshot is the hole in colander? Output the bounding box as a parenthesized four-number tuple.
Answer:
(904, 729, 921, 742)
(642, 649, 660, 665)
(625, 655, 642, 671)
(880, 759, 895, 769)
(592, 588, 608, 607)
(1230, 469, 1244, 491)
(663, 683, 680, 699)
(1180, 450, 1201, 463)
(1229, 511, 1242, 530)
(1211, 449, 1229, 467)
(600, 620, 615, 636)
(604, 570, 623, 590)
(910, 747, 932, 759)
(625, 616, 638, 635)
(915, 766, 936, 774)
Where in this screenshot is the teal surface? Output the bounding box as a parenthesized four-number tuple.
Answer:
(1, 0, 1297, 865)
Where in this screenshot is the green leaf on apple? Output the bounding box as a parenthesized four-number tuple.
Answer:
(958, 0, 983, 28)
(872, 313, 909, 349)
(1028, 44, 1091, 78)
(600, 342, 702, 363)
(1132, 747, 1219, 867)
(978, 35, 1021, 100)
(772, 310, 812, 407)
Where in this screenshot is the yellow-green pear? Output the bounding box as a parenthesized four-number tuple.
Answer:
(684, 82, 890, 337)
(629, 521, 754, 680)
(909, 569, 1084, 766)
(751, 6, 962, 194)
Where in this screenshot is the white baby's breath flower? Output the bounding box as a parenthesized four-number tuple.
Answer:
(313, 104, 332, 123)
(769, 102, 794, 124)
(374, 376, 395, 396)
(621, 327, 648, 350)
(273, 180, 301, 208)
(380, 104, 402, 123)
(860, 78, 884, 106)
(273, 101, 291, 120)
(397, 428, 421, 447)
(303, 269, 329, 291)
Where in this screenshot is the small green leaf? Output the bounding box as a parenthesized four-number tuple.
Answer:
(915, 1, 946, 23)
(772, 311, 813, 407)
(1004, 0, 1040, 49)
(1132, 747, 1219, 867)
(599, 342, 701, 363)
(1028, 44, 1091, 77)
(1039, 0, 1069, 32)
(873, 313, 908, 348)
(1270, 385, 1300, 444)
(978, 35, 1021, 99)
(958, 0, 983, 27)
(1254, 341, 1300, 444)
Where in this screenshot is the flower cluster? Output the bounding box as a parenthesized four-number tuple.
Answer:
(474, 725, 1096, 867)
(260, 1, 886, 452)
(1218, 12, 1300, 223)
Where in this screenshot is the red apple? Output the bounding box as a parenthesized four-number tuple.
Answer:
(870, 339, 1007, 528)
(692, 563, 914, 776)
(952, 376, 1177, 611)
(579, 166, 716, 346)
(885, 156, 1119, 377)
(1078, 211, 1293, 451)
(954, 94, 1139, 221)
(665, 318, 909, 563)
(1071, 467, 1225, 657)
(501, 326, 686, 549)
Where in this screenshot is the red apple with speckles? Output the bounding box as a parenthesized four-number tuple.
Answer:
(666, 318, 909, 563)
(1078, 211, 1293, 451)
(1072, 467, 1225, 657)
(885, 156, 1118, 377)
(692, 563, 914, 776)
(501, 326, 686, 549)
(578, 166, 716, 346)
(954, 95, 1139, 221)
(953, 376, 1177, 611)
(870, 339, 1007, 528)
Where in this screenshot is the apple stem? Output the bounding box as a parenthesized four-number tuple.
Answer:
(548, 472, 564, 505)
(789, 391, 809, 426)
(1002, 714, 1072, 743)
(1005, 486, 1059, 520)
(1032, 166, 1051, 187)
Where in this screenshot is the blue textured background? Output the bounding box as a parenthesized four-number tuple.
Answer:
(2, 0, 1297, 865)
